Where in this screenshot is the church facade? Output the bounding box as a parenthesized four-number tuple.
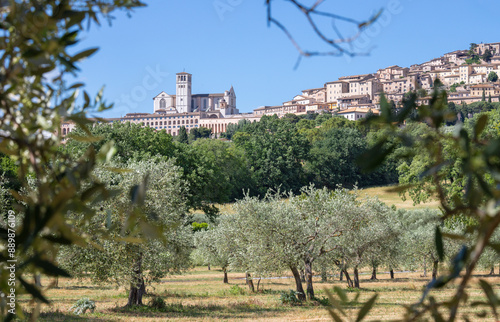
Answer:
(152, 72, 239, 117)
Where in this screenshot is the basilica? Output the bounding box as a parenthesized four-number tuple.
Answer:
(152, 72, 239, 117)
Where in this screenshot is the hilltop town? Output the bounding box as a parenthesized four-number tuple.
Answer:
(61, 42, 500, 137)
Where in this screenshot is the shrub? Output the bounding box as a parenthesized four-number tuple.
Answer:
(228, 285, 245, 295)
(149, 296, 166, 310)
(70, 298, 96, 315)
(192, 222, 209, 232)
(280, 290, 301, 305)
(314, 296, 330, 306)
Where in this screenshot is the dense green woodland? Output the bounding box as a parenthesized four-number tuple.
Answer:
(61, 112, 401, 209)
(60, 100, 500, 210)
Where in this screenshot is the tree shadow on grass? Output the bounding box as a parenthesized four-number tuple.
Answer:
(360, 278, 414, 284)
(61, 285, 115, 291)
(30, 311, 110, 322)
(111, 301, 286, 319)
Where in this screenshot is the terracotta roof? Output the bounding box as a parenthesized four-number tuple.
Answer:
(338, 107, 380, 114)
(302, 87, 325, 92)
(339, 95, 370, 100)
(471, 84, 495, 88)
(325, 80, 348, 84)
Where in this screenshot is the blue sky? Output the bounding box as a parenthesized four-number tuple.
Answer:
(74, 0, 500, 117)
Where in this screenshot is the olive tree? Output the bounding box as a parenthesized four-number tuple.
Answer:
(230, 186, 368, 300)
(334, 199, 398, 288)
(193, 215, 239, 284)
(0, 0, 147, 313)
(398, 209, 442, 279)
(358, 87, 500, 320)
(58, 158, 192, 306)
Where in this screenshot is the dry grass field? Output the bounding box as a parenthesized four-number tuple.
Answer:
(20, 188, 479, 321)
(359, 186, 440, 210)
(21, 267, 499, 321)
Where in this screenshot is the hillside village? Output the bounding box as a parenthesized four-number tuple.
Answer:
(258, 42, 500, 119)
(61, 42, 500, 137)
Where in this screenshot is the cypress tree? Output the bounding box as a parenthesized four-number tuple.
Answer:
(177, 126, 189, 144)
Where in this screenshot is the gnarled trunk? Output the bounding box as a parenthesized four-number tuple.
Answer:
(304, 259, 314, 299)
(208, 263, 210, 270)
(246, 272, 255, 292)
(370, 266, 377, 280)
(127, 252, 145, 306)
(290, 265, 306, 301)
(489, 266, 494, 275)
(300, 269, 306, 283)
(339, 269, 344, 281)
(390, 269, 394, 279)
(353, 267, 360, 288)
(423, 257, 427, 277)
(223, 267, 228, 283)
(343, 269, 353, 288)
(432, 260, 439, 281)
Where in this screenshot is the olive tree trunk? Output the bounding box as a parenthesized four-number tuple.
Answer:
(390, 269, 394, 279)
(246, 272, 255, 292)
(223, 267, 228, 284)
(343, 269, 354, 288)
(370, 266, 377, 280)
(127, 252, 146, 306)
(353, 267, 360, 288)
(300, 269, 306, 283)
(304, 259, 314, 299)
(432, 260, 439, 281)
(290, 265, 306, 301)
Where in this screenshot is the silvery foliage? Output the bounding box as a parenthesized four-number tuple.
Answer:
(397, 209, 443, 271)
(70, 298, 96, 315)
(193, 217, 234, 270)
(327, 197, 398, 274)
(58, 158, 192, 285)
(220, 185, 377, 276)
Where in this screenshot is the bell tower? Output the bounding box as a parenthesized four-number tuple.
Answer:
(176, 72, 192, 113)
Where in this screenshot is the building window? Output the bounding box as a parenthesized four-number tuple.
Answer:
(160, 98, 166, 109)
